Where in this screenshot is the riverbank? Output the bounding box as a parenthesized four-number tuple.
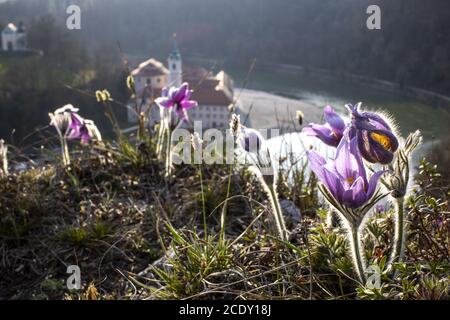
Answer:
(236, 88, 323, 132)
(257, 61, 450, 110)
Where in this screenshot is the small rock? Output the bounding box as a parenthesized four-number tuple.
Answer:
(280, 199, 302, 224)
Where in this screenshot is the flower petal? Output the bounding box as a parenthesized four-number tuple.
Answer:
(181, 100, 198, 110)
(173, 83, 189, 102)
(303, 124, 339, 147)
(345, 103, 359, 115)
(70, 112, 83, 129)
(342, 177, 367, 208)
(335, 135, 359, 181)
(306, 150, 327, 183)
(364, 112, 391, 131)
(184, 89, 193, 100)
(155, 97, 174, 109)
(357, 129, 398, 164)
(349, 134, 368, 186)
(323, 167, 343, 202)
(366, 170, 388, 200)
(324, 106, 346, 135)
(80, 128, 91, 144)
(174, 107, 189, 123)
(54, 104, 79, 115)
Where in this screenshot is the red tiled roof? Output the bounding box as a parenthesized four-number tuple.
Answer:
(192, 84, 233, 106)
(183, 65, 212, 83)
(184, 65, 234, 106)
(132, 60, 234, 106)
(131, 58, 169, 77)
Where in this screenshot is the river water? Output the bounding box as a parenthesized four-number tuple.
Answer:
(224, 63, 450, 177)
(228, 64, 450, 142)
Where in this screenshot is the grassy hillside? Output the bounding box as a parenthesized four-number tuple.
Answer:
(0, 129, 448, 300)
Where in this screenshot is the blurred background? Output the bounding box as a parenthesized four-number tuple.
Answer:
(0, 0, 449, 158)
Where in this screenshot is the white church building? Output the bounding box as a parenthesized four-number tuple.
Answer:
(1, 23, 27, 52)
(127, 38, 234, 129)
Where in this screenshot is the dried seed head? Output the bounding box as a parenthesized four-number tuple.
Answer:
(95, 90, 112, 103)
(127, 75, 135, 93)
(191, 132, 203, 151)
(296, 110, 304, 126)
(95, 90, 105, 102)
(229, 113, 241, 137)
(103, 90, 112, 101)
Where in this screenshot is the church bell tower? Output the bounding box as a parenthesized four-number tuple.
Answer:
(167, 34, 182, 88)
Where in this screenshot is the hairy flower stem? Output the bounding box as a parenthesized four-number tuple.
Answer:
(349, 225, 367, 284)
(266, 182, 288, 242)
(1, 153, 7, 178)
(60, 137, 70, 167)
(0, 163, 6, 178)
(157, 117, 169, 161)
(165, 128, 172, 177)
(156, 122, 164, 160)
(389, 197, 406, 268)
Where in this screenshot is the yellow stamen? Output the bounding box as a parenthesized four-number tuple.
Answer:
(370, 132, 392, 151)
(345, 177, 355, 184)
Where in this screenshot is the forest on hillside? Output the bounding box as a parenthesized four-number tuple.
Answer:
(1, 0, 449, 93)
(0, 0, 450, 151)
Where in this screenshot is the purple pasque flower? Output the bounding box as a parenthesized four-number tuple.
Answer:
(69, 119, 102, 144)
(155, 82, 198, 122)
(238, 126, 264, 154)
(303, 105, 346, 147)
(307, 131, 387, 209)
(67, 112, 85, 140)
(346, 103, 399, 165)
(49, 104, 84, 138)
(50, 105, 101, 144)
(75, 124, 90, 144)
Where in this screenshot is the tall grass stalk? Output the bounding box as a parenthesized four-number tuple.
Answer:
(220, 164, 233, 244)
(199, 163, 207, 238)
(265, 181, 288, 242)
